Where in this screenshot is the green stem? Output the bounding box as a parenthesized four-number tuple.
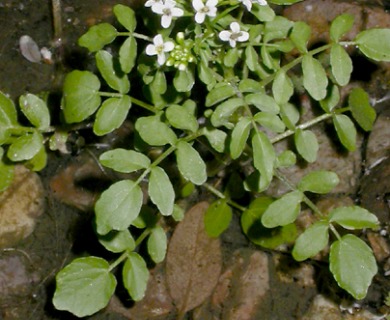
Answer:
(270, 112, 333, 144)
(203, 183, 247, 212)
(98, 92, 157, 113)
(108, 251, 128, 272)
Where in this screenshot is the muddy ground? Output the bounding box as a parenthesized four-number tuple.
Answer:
(0, 1, 389, 319)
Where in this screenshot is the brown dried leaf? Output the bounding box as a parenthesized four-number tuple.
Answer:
(166, 202, 222, 316)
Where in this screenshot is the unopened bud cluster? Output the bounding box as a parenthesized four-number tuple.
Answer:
(166, 32, 195, 70)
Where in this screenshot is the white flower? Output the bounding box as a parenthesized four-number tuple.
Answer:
(152, 0, 184, 28)
(239, 0, 267, 11)
(192, 0, 218, 24)
(145, 34, 175, 65)
(219, 22, 249, 48)
(145, 0, 164, 8)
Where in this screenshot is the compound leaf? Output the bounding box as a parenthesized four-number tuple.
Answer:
(95, 180, 143, 235)
(19, 94, 50, 130)
(294, 129, 318, 163)
(99, 148, 150, 173)
(123, 252, 149, 301)
(348, 87, 376, 131)
(113, 4, 136, 32)
(292, 221, 329, 261)
(135, 115, 177, 146)
(147, 226, 167, 263)
(330, 14, 354, 42)
(53, 257, 116, 318)
(356, 28, 390, 62)
(298, 170, 339, 194)
(96, 50, 130, 94)
(62, 70, 101, 123)
(78, 23, 117, 52)
(261, 190, 303, 228)
(302, 55, 328, 101)
(93, 96, 131, 136)
(330, 44, 352, 86)
(333, 114, 356, 151)
(328, 206, 379, 230)
(230, 116, 251, 159)
(176, 140, 207, 185)
(330, 234, 377, 299)
(7, 131, 43, 161)
(149, 166, 175, 216)
(204, 199, 232, 238)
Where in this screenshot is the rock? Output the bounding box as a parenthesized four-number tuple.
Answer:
(0, 165, 45, 248)
(301, 294, 343, 320)
(367, 231, 390, 262)
(210, 249, 270, 320)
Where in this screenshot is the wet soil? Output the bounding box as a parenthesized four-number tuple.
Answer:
(0, 1, 389, 319)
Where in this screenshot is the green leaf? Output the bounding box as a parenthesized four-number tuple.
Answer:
(245, 46, 260, 72)
(198, 61, 216, 87)
(230, 117, 251, 159)
(333, 114, 356, 151)
(224, 48, 239, 67)
(292, 221, 329, 261)
(147, 226, 167, 263)
(7, 131, 43, 161)
(0, 91, 17, 126)
(205, 84, 236, 107)
(166, 104, 199, 132)
(294, 129, 318, 163)
(78, 23, 117, 52)
(276, 150, 296, 168)
(280, 102, 300, 129)
(53, 257, 116, 318)
(252, 130, 275, 186)
(261, 190, 303, 228)
(151, 70, 167, 95)
(290, 21, 311, 53)
(272, 69, 294, 105)
(135, 115, 177, 146)
(93, 96, 131, 136)
(302, 55, 328, 101)
(245, 92, 279, 114)
(250, 3, 275, 22)
(319, 85, 340, 113)
(173, 68, 195, 92)
(330, 44, 353, 86)
(19, 94, 50, 130)
(348, 88, 376, 131)
(176, 140, 207, 185)
(328, 206, 379, 230)
(0, 161, 14, 192)
(261, 45, 278, 70)
(95, 180, 143, 235)
(96, 50, 130, 94)
(356, 28, 390, 62)
(202, 127, 227, 153)
(62, 70, 101, 123)
(330, 14, 354, 42)
(298, 170, 339, 194)
(254, 112, 286, 133)
(119, 36, 137, 73)
(329, 234, 377, 299)
(113, 4, 136, 32)
(123, 252, 149, 301)
(149, 166, 175, 216)
(264, 16, 294, 42)
(26, 145, 47, 171)
(99, 149, 150, 173)
(241, 196, 297, 249)
(239, 79, 263, 93)
(210, 98, 244, 127)
(99, 230, 135, 253)
(204, 199, 232, 238)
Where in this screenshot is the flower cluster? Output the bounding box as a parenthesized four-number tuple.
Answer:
(145, 0, 267, 66)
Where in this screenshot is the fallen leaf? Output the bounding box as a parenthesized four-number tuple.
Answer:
(166, 202, 222, 317)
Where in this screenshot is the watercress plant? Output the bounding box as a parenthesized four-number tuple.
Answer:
(0, 0, 389, 317)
